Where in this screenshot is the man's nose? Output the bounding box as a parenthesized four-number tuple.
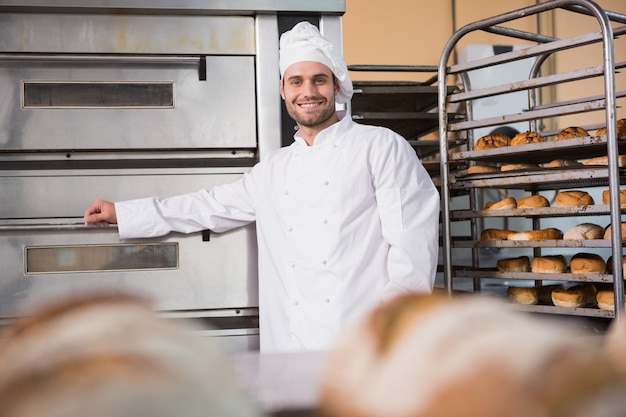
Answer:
(302, 80, 318, 96)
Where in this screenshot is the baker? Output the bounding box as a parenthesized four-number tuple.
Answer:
(83, 21, 440, 353)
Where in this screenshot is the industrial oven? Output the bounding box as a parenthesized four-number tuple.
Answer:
(0, 0, 346, 352)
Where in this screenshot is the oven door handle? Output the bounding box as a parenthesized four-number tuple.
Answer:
(0, 219, 118, 232)
(0, 53, 200, 66)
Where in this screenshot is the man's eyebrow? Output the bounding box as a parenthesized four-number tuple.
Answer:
(286, 72, 331, 81)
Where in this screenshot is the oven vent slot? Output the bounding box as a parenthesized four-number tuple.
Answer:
(22, 81, 175, 109)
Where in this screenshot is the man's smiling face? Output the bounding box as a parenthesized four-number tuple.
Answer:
(280, 61, 340, 134)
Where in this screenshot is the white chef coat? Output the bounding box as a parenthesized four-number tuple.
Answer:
(115, 113, 440, 353)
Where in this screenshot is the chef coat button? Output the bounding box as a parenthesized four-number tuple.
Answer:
(284, 190, 289, 196)
(324, 298, 330, 303)
(289, 262, 296, 268)
(293, 300, 299, 306)
(321, 260, 327, 265)
(287, 226, 293, 232)
(322, 219, 328, 224)
(323, 180, 329, 186)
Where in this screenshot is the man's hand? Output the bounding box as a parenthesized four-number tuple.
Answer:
(84, 199, 117, 227)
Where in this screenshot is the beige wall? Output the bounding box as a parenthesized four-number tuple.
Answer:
(342, 0, 625, 127)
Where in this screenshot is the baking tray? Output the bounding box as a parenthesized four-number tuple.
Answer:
(450, 134, 626, 164)
(451, 166, 625, 191)
(451, 205, 619, 219)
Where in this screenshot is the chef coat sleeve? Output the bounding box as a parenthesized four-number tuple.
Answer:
(372, 132, 440, 300)
(115, 165, 263, 239)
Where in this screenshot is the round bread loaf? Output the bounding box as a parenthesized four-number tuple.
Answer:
(603, 223, 626, 240)
(480, 228, 515, 240)
(531, 255, 567, 273)
(583, 155, 626, 167)
(497, 256, 530, 272)
(468, 165, 500, 174)
(597, 290, 616, 311)
(543, 159, 581, 168)
(551, 284, 597, 308)
(473, 133, 510, 151)
(517, 195, 550, 208)
(570, 252, 607, 274)
(553, 126, 589, 141)
(563, 223, 605, 240)
(507, 287, 537, 305)
(555, 190, 594, 206)
(510, 131, 546, 146)
(602, 189, 626, 208)
(484, 197, 516, 210)
(597, 118, 626, 137)
(508, 228, 563, 241)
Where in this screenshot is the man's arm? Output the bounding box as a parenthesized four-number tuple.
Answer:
(373, 133, 440, 300)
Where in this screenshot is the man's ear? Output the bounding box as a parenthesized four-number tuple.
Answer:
(279, 80, 285, 100)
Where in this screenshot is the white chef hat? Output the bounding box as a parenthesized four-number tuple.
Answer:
(279, 21, 353, 104)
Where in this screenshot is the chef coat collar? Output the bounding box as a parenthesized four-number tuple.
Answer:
(292, 111, 353, 149)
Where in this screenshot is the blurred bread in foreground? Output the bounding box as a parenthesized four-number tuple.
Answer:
(0, 293, 263, 417)
(319, 293, 626, 417)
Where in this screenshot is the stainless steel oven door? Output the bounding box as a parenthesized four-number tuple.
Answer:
(0, 167, 258, 319)
(0, 13, 257, 151)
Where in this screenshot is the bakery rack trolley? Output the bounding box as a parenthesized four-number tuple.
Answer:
(437, 0, 626, 320)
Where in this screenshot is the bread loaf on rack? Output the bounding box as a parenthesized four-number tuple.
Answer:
(517, 195, 550, 208)
(551, 284, 597, 308)
(510, 131, 546, 146)
(553, 126, 589, 141)
(583, 155, 626, 167)
(531, 255, 567, 273)
(563, 223, 605, 240)
(484, 197, 516, 210)
(596, 118, 626, 137)
(507, 284, 566, 305)
(555, 190, 594, 206)
(569, 252, 607, 274)
(508, 228, 563, 241)
(597, 290, 620, 311)
(543, 159, 581, 168)
(603, 223, 626, 240)
(480, 228, 516, 240)
(497, 256, 531, 272)
(473, 133, 510, 151)
(602, 189, 626, 208)
(507, 287, 538, 305)
(468, 165, 500, 174)
(500, 163, 540, 172)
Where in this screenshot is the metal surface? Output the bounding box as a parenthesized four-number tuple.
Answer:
(438, 0, 625, 319)
(0, 0, 346, 14)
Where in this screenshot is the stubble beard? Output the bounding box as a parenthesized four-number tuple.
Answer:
(287, 100, 336, 129)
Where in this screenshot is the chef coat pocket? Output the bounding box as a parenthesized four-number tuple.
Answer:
(376, 187, 403, 232)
